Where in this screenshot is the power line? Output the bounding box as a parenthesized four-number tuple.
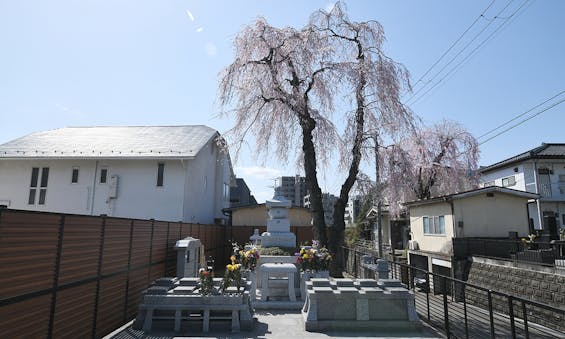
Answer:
(478, 97, 565, 146)
(477, 90, 565, 141)
(405, 0, 508, 104)
(410, 0, 497, 90)
(408, 0, 530, 106)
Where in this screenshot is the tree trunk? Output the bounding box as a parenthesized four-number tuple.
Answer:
(328, 69, 366, 276)
(299, 115, 327, 246)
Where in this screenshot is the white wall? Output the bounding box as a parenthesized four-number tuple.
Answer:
(409, 203, 454, 254)
(0, 159, 96, 213)
(0, 159, 185, 221)
(92, 159, 185, 221)
(453, 193, 530, 238)
(480, 164, 527, 191)
(183, 140, 231, 224)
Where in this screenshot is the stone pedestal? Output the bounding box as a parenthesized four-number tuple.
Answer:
(260, 196, 296, 248)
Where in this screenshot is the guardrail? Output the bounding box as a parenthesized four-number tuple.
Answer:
(344, 246, 565, 338)
(453, 237, 565, 267)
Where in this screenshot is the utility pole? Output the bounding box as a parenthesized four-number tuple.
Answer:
(373, 133, 383, 258)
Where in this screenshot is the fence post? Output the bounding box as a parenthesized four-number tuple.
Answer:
(488, 290, 495, 338)
(508, 295, 516, 339)
(426, 271, 431, 321)
(92, 216, 106, 339)
(147, 219, 155, 284)
(462, 282, 469, 339)
(47, 215, 65, 339)
(522, 301, 529, 339)
(164, 222, 170, 275)
(123, 219, 135, 323)
(443, 276, 450, 338)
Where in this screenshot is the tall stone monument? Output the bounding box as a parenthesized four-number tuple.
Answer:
(260, 196, 296, 248)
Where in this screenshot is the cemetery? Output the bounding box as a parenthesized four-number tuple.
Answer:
(129, 197, 421, 335)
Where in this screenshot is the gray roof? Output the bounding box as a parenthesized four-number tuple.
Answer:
(480, 143, 565, 173)
(0, 125, 219, 159)
(404, 186, 539, 207)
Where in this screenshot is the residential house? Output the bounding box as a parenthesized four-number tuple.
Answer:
(0, 125, 234, 224)
(405, 186, 538, 280)
(365, 207, 409, 252)
(230, 178, 257, 207)
(479, 143, 565, 239)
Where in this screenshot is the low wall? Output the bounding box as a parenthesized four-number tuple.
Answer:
(465, 257, 565, 332)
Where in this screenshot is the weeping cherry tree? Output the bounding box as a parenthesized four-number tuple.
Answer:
(218, 3, 413, 273)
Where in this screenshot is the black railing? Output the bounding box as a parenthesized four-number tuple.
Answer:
(453, 238, 565, 267)
(344, 246, 565, 338)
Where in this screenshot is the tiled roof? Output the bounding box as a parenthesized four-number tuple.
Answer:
(404, 186, 539, 207)
(0, 125, 218, 159)
(480, 143, 565, 173)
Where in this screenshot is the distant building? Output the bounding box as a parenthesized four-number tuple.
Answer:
(274, 175, 308, 207)
(479, 143, 565, 238)
(230, 178, 257, 207)
(304, 192, 338, 227)
(345, 194, 362, 227)
(0, 125, 234, 224)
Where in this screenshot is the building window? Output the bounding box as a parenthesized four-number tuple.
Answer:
(223, 183, 230, 201)
(157, 163, 164, 187)
(482, 181, 495, 187)
(562, 214, 565, 226)
(502, 176, 516, 187)
(28, 167, 49, 205)
(71, 167, 79, 184)
(423, 215, 445, 235)
(100, 168, 108, 184)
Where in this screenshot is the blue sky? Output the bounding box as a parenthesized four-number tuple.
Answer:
(1, 0, 563, 203)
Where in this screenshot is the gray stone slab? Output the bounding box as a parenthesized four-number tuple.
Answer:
(356, 279, 379, 287)
(172, 286, 196, 295)
(310, 278, 331, 287)
(312, 286, 334, 293)
(178, 278, 199, 286)
(334, 278, 355, 287)
(337, 286, 358, 293)
(378, 279, 403, 288)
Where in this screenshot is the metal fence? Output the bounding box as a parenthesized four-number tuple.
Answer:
(344, 246, 565, 339)
(453, 237, 565, 267)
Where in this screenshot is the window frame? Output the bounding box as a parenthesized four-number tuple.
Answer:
(157, 163, 164, 187)
(71, 167, 79, 184)
(423, 215, 446, 235)
(28, 167, 49, 205)
(100, 168, 108, 184)
(502, 176, 516, 187)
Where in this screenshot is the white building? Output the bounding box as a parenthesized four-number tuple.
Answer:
(0, 125, 234, 224)
(479, 143, 565, 238)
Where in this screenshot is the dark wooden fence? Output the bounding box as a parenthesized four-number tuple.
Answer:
(0, 209, 229, 339)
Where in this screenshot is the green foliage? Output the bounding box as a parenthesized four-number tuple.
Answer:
(344, 226, 360, 247)
(258, 246, 297, 256)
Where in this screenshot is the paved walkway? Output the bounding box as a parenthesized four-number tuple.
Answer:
(105, 310, 442, 339)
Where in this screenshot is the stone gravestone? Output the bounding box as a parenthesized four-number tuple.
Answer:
(260, 196, 296, 248)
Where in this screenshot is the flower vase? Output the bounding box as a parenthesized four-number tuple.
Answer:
(243, 270, 257, 300)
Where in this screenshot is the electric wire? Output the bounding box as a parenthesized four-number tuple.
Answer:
(409, 0, 497, 90)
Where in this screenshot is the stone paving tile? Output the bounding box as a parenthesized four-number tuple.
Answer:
(105, 310, 442, 339)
